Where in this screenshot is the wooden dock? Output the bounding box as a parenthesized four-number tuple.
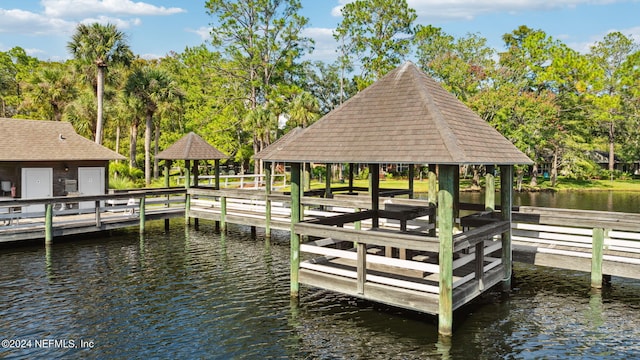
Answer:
(0, 188, 185, 243)
(3, 185, 640, 319)
(184, 187, 640, 319)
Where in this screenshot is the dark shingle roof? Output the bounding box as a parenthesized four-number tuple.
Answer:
(0, 118, 125, 161)
(256, 62, 532, 165)
(156, 132, 227, 160)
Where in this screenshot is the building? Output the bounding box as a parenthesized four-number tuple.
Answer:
(0, 118, 125, 212)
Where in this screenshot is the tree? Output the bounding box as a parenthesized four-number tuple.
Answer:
(0, 47, 39, 117)
(415, 26, 495, 101)
(588, 32, 639, 173)
(287, 91, 319, 129)
(334, 0, 417, 87)
(67, 22, 133, 145)
(125, 66, 183, 185)
(205, 0, 312, 173)
(21, 62, 77, 121)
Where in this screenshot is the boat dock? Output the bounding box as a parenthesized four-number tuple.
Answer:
(3, 184, 640, 332)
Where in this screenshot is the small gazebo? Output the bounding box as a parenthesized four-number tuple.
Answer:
(156, 132, 227, 189)
(255, 62, 532, 335)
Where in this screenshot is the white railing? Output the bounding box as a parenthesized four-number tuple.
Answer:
(177, 173, 287, 189)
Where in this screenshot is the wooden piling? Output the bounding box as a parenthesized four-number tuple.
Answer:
(139, 196, 145, 234)
(45, 203, 53, 245)
(500, 165, 513, 290)
(220, 196, 227, 232)
(185, 160, 191, 225)
(290, 163, 302, 298)
(591, 227, 605, 289)
(265, 165, 272, 238)
(438, 164, 456, 337)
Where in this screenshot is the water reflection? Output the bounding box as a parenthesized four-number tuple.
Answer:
(1, 222, 639, 359)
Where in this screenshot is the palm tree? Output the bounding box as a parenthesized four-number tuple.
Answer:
(67, 22, 133, 145)
(125, 66, 183, 185)
(21, 62, 77, 121)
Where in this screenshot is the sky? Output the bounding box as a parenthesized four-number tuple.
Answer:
(0, 0, 639, 63)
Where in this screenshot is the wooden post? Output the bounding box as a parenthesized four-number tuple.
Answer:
(45, 203, 53, 245)
(185, 160, 191, 225)
(369, 164, 380, 228)
(265, 164, 272, 238)
(325, 163, 332, 198)
(348, 163, 355, 193)
(438, 164, 456, 336)
(214, 159, 220, 190)
(428, 164, 437, 237)
(290, 162, 302, 298)
(357, 242, 366, 294)
(95, 200, 101, 228)
(220, 196, 227, 232)
(139, 196, 146, 234)
(591, 227, 605, 289)
(408, 164, 415, 199)
(193, 160, 199, 187)
(500, 165, 513, 290)
(485, 165, 495, 212)
(164, 160, 171, 232)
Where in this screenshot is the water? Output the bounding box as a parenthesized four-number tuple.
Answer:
(1, 192, 640, 359)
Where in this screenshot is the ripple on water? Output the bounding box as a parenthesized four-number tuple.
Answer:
(1, 225, 639, 359)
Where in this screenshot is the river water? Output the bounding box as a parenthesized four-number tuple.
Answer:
(1, 192, 640, 359)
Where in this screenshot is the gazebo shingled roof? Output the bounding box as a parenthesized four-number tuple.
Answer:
(156, 132, 227, 160)
(256, 62, 532, 165)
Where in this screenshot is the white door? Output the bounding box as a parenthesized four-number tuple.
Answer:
(78, 167, 105, 209)
(21, 168, 53, 213)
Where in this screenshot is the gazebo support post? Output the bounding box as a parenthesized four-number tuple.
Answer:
(184, 160, 191, 225)
(265, 163, 272, 238)
(500, 165, 514, 291)
(438, 164, 456, 337)
(348, 163, 355, 193)
(428, 164, 437, 237)
(369, 163, 380, 228)
(214, 159, 220, 190)
(290, 162, 302, 299)
(325, 163, 332, 199)
(408, 164, 415, 199)
(485, 165, 495, 211)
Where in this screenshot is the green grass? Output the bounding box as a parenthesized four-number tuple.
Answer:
(307, 176, 640, 193)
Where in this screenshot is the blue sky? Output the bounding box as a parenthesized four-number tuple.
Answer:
(0, 0, 639, 63)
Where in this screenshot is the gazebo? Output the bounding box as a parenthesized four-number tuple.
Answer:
(157, 132, 227, 225)
(255, 62, 532, 335)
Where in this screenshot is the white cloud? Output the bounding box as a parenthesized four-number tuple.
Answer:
(42, 0, 185, 18)
(408, 0, 631, 21)
(0, 8, 73, 35)
(302, 27, 338, 62)
(189, 26, 212, 42)
(569, 25, 640, 53)
(331, 0, 628, 22)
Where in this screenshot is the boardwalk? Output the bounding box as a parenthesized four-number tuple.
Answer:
(0, 188, 185, 243)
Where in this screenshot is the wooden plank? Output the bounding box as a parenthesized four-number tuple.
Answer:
(453, 221, 510, 252)
(295, 222, 440, 252)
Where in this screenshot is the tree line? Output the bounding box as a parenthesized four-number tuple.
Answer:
(0, 0, 638, 187)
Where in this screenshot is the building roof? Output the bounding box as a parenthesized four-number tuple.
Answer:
(156, 132, 227, 160)
(255, 62, 532, 165)
(0, 118, 125, 161)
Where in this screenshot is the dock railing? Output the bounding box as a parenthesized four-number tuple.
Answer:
(509, 206, 640, 287)
(177, 173, 287, 189)
(0, 188, 186, 243)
